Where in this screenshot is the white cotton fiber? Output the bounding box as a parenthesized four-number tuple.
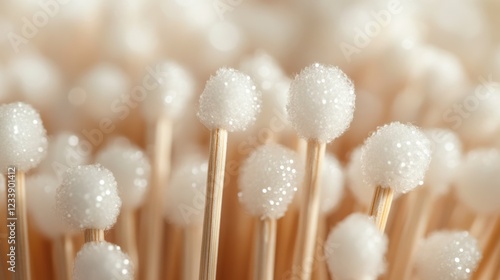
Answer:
(238, 143, 304, 219)
(286, 63, 355, 143)
(197, 68, 261, 132)
(320, 154, 345, 214)
(56, 164, 121, 230)
(0, 102, 48, 172)
(361, 122, 431, 193)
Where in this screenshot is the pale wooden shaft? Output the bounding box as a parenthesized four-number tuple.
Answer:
(184, 226, 203, 280)
(84, 229, 104, 242)
(116, 209, 138, 271)
(369, 186, 394, 232)
(255, 218, 277, 280)
(199, 129, 228, 280)
(14, 171, 31, 280)
(51, 235, 73, 280)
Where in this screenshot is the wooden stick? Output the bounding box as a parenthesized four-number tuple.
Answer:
(139, 116, 172, 280)
(84, 229, 104, 242)
(183, 226, 202, 280)
(51, 235, 74, 280)
(474, 217, 500, 279)
(115, 208, 138, 271)
(199, 128, 228, 280)
(389, 188, 434, 280)
(369, 186, 394, 232)
(13, 170, 31, 280)
(255, 218, 277, 280)
(292, 139, 325, 280)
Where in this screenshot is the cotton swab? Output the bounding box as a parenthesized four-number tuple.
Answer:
(27, 174, 74, 280)
(96, 139, 150, 271)
(361, 122, 431, 232)
(390, 128, 462, 280)
(73, 241, 134, 280)
(238, 143, 303, 280)
(0, 102, 48, 280)
(197, 68, 261, 280)
(56, 164, 121, 242)
(287, 63, 355, 280)
(139, 61, 194, 280)
(164, 156, 208, 280)
(324, 213, 388, 280)
(415, 231, 482, 280)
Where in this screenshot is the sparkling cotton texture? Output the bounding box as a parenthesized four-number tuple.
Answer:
(454, 149, 500, 214)
(73, 241, 134, 280)
(56, 164, 121, 230)
(164, 157, 208, 227)
(238, 143, 303, 219)
(320, 154, 345, 214)
(416, 231, 481, 280)
(287, 63, 355, 143)
(0, 102, 47, 172)
(361, 122, 431, 194)
(141, 61, 195, 122)
(325, 213, 388, 280)
(197, 68, 261, 132)
(96, 140, 150, 210)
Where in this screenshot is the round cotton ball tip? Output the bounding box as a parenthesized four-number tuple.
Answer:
(361, 122, 431, 194)
(454, 149, 500, 214)
(347, 147, 374, 207)
(164, 157, 208, 227)
(0, 102, 48, 172)
(238, 143, 304, 220)
(325, 213, 388, 280)
(415, 231, 481, 280)
(27, 174, 68, 239)
(197, 68, 261, 132)
(141, 61, 195, 122)
(73, 241, 133, 280)
(239, 51, 285, 92)
(424, 129, 462, 196)
(96, 140, 150, 210)
(320, 154, 344, 214)
(37, 132, 90, 181)
(56, 164, 121, 230)
(287, 63, 355, 143)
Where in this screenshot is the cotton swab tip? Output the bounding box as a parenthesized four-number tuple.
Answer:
(361, 122, 431, 193)
(0, 102, 48, 172)
(197, 68, 261, 132)
(287, 63, 355, 143)
(238, 143, 303, 220)
(56, 164, 121, 230)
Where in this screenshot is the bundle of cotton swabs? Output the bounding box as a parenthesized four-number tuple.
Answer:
(1, 0, 500, 280)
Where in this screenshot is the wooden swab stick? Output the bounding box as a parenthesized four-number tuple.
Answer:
(255, 218, 277, 280)
(183, 226, 202, 280)
(115, 209, 138, 269)
(51, 235, 73, 280)
(368, 186, 394, 232)
(84, 229, 104, 242)
(13, 171, 31, 280)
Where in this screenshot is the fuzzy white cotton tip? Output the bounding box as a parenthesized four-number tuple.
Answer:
(79, 63, 129, 120)
(37, 132, 90, 181)
(96, 140, 150, 210)
(287, 63, 355, 143)
(27, 174, 67, 239)
(361, 122, 431, 193)
(141, 61, 195, 122)
(73, 241, 133, 280)
(238, 143, 303, 220)
(56, 164, 121, 230)
(239, 51, 285, 92)
(320, 154, 344, 214)
(454, 149, 500, 214)
(415, 231, 481, 280)
(325, 213, 388, 280)
(424, 129, 462, 196)
(197, 68, 261, 132)
(164, 157, 208, 227)
(0, 102, 48, 172)
(347, 148, 374, 207)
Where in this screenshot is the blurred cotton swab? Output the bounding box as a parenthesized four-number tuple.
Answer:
(164, 156, 208, 280)
(361, 122, 431, 232)
(346, 147, 374, 209)
(415, 231, 482, 280)
(197, 68, 261, 280)
(0, 102, 48, 280)
(56, 164, 121, 242)
(324, 213, 388, 280)
(139, 61, 194, 280)
(96, 138, 150, 270)
(73, 241, 134, 280)
(238, 143, 303, 280)
(287, 63, 355, 280)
